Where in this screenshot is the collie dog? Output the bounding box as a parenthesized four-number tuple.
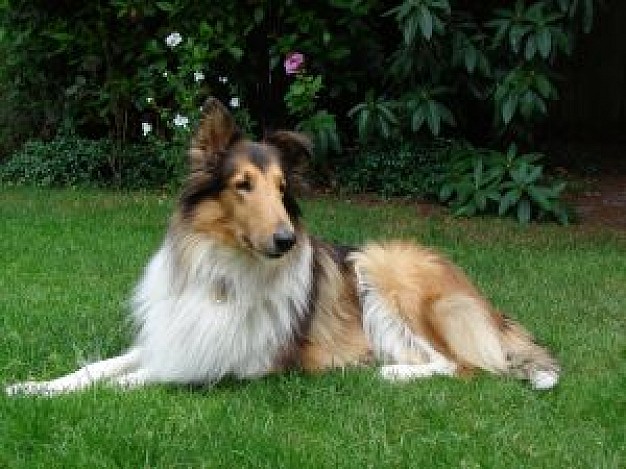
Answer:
(6, 98, 559, 396)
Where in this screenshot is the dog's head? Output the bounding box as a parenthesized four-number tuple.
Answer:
(180, 98, 311, 259)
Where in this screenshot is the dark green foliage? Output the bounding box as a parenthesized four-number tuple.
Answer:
(297, 110, 341, 159)
(439, 143, 569, 224)
(351, 0, 599, 144)
(402, 87, 456, 136)
(348, 93, 399, 141)
(1, 137, 113, 188)
(0, 0, 603, 223)
(0, 1, 600, 148)
(0, 135, 184, 190)
(0, 0, 380, 152)
(285, 75, 323, 118)
(338, 141, 446, 198)
(284, 71, 341, 159)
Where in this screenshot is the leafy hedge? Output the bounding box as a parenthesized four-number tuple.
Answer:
(338, 140, 447, 198)
(1, 134, 569, 224)
(338, 139, 568, 224)
(0, 135, 183, 190)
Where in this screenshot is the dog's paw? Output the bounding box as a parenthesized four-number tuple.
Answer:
(530, 369, 559, 390)
(112, 371, 148, 390)
(5, 381, 55, 397)
(380, 365, 418, 381)
(380, 362, 457, 382)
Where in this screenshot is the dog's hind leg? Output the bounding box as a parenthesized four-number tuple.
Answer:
(352, 242, 559, 389)
(357, 276, 459, 382)
(352, 248, 459, 381)
(5, 348, 142, 396)
(352, 242, 499, 383)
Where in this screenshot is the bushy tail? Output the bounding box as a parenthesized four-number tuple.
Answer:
(433, 294, 560, 390)
(498, 316, 560, 389)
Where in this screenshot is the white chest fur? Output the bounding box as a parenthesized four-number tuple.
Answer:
(131, 235, 313, 384)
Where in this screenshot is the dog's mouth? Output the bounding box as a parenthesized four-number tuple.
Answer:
(240, 235, 295, 260)
(265, 251, 286, 259)
(262, 241, 295, 259)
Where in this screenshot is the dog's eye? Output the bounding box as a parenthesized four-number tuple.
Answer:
(279, 181, 286, 194)
(235, 179, 252, 192)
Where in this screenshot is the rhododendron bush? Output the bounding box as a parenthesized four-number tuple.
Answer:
(0, 1, 600, 171)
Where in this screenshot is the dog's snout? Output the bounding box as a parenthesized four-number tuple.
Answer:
(273, 228, 296, 254)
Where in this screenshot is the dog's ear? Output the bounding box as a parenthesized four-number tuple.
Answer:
(265, 131, 312, 182)
(189, 98, 241, 173)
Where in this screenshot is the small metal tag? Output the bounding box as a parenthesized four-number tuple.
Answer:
(211, 278, 229, 304)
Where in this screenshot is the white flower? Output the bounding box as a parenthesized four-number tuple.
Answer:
(229, 97, 240, 108)
(146, 97, 153, 104)
(194, 71, 205, 82)
(173, 114, 189, 128)
(141, 122, 152, 136)
(219, 76, 228, 84)
(165, 32, 182, 48)
(162, 71, 169, 78)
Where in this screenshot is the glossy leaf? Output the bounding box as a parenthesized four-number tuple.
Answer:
(534, 95, 547, 115)
(517, 197, 531, 224)
(403, 14, 418, 45)
(454, 203, 476, 217)
(464, 45, 477, 73)
(527, 186, 554, 211)
(552, 181, 567, 196)
(438, 103, 456, 126)
(535, 74, 553, 98)
(583, 0, 594, 33)
(155, 2, 176, 13)
(557, 0, 570, 13)
(557, 208, 570, 225)
(502, 93, 518, 124)
(475, 191, 487, 211)
(426, 100, 441, 135)
(536, 27, 552, 58)
(520, 90, 537, 118)
(439, 184, 453, 201)
(510, 24, 531, 53)
(411, 107, 425, 131)
(525, 35, 537, 60)
(506, 142, 518, 159)
(499, 189, 521, 215)
(418, 5, 433, 40)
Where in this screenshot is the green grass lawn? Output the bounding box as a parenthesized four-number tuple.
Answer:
(1, 187, 624, 468)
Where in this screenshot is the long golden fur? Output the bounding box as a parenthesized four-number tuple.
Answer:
(6, 98, 559, 396)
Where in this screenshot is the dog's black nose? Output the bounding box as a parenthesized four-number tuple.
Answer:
(273, 228, 296, 254)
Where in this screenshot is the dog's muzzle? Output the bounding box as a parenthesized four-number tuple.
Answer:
(268, 227, 296, 257)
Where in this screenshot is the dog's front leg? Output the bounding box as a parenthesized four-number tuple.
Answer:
(6, 348, 142, 396)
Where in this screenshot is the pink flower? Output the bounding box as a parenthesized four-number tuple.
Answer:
(284, 52, 305, 75)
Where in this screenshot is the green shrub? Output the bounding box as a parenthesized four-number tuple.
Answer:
(118, 140, 186, 190)
(439, 143, 569, 224)
(337, 139, 569, 225)
(0, 137, 111, 187)
(0, 1, 378, 150)
(338, 140, 446, 198)
(347, 93, 399, 142)
(297, 110, 341, 160)
(0, 135, 184, 190)
(357, 0, 598, 145)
